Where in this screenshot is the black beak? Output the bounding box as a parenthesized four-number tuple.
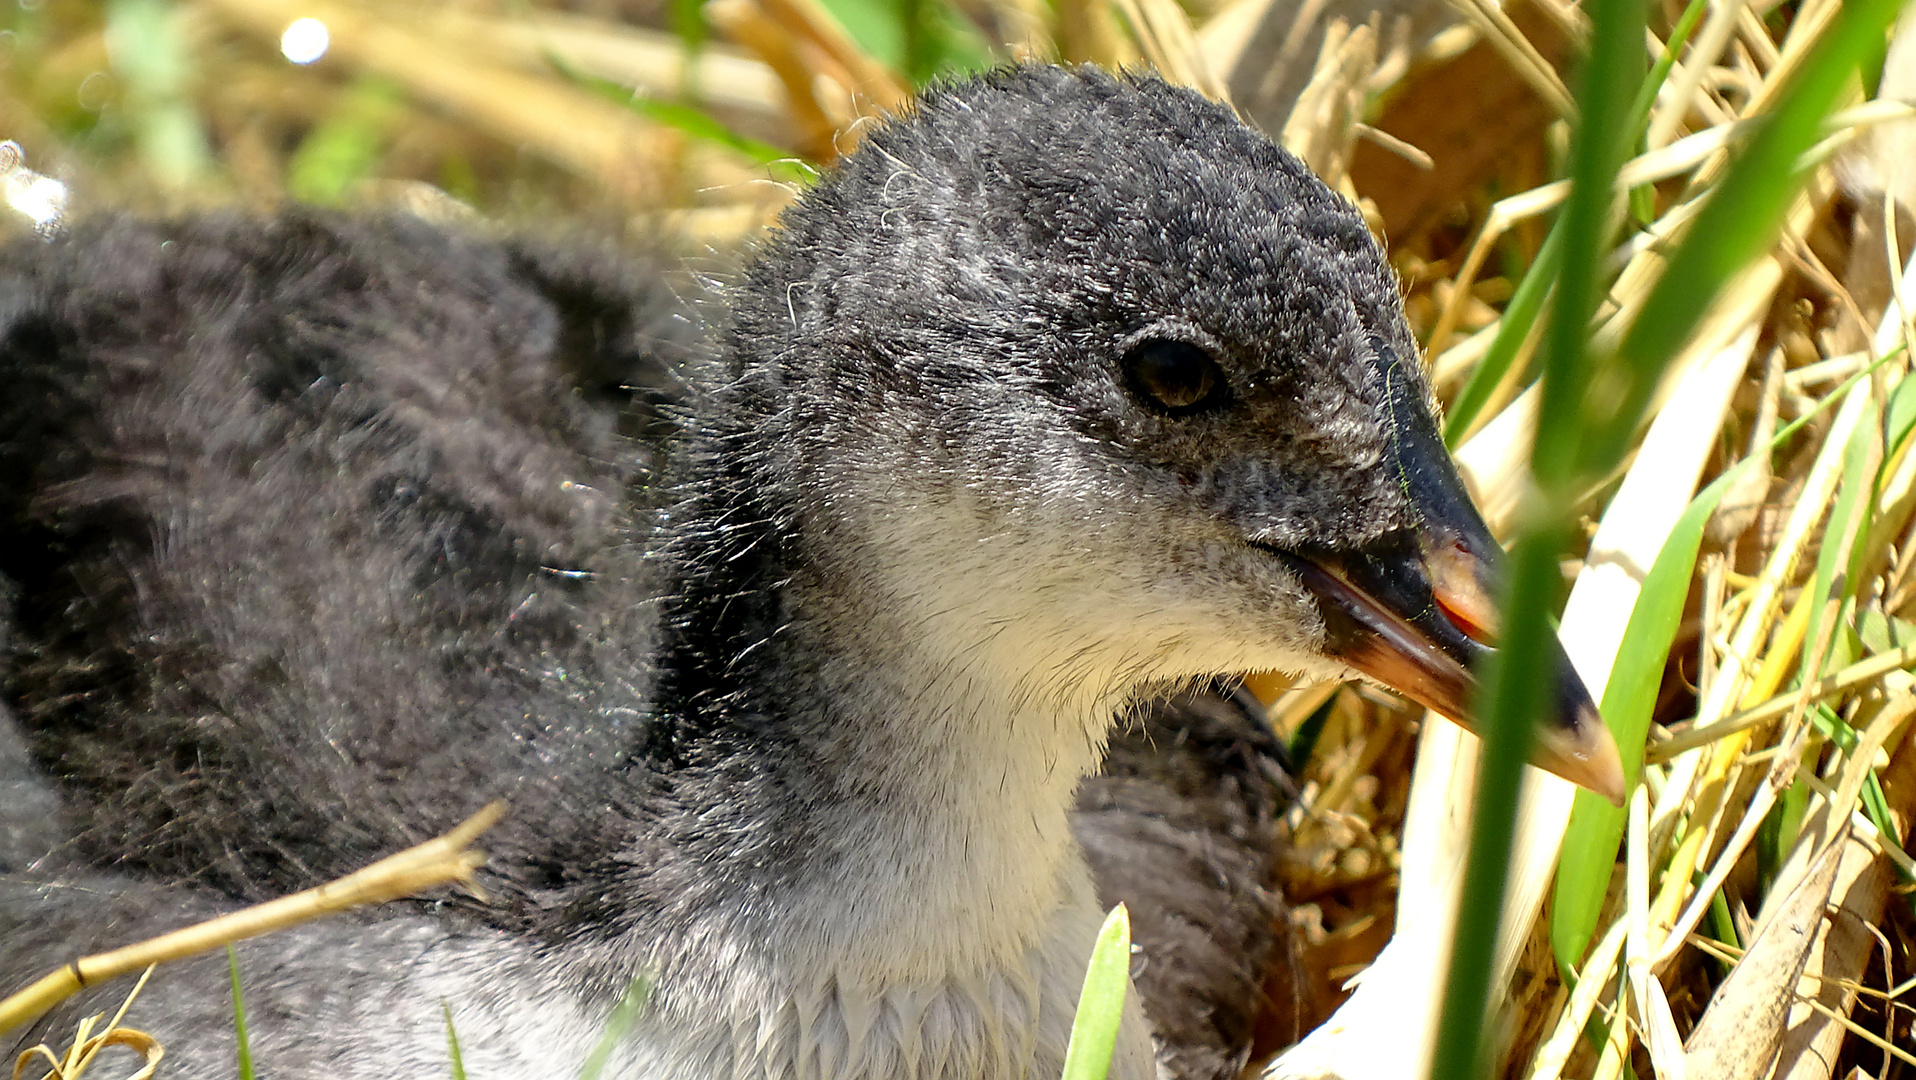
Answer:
(1267, 340, 1626, 806)
(1273, 534, 1624, 805)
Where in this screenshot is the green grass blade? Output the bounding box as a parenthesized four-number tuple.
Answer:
(1804, 391, 1882, 681)
(287, 76, 405, 206)
(104, 0, 213, 190)
(1703, 885, 1740, 961)
(1865, 374, 1916, 559)
(445, 1000, 467, 1080)
(1060, 903, 1132, 1080)
(1530, 0, 1646, 490)
(1430, 521, 1575, 1077)
(1429, 0, 1650, 1072)
(900, 0, 933, 83)
(1443, 223, 1563, 448)
(1286, 690, 1340, 771)
(577, 975, 651, 1080)
(1444, 0, 1707, 448)
(1887, 374, 1916, 454)
(1625, 0, 1707, 226)
(669, 0, 708, 98)
(1589, 0, 1909, 474)
(1756, 771, 1810, 892)
(626, 98, 810, 181)
(1629, 0, 1708, 133)
(1550, 351, 1903, 969)
(227, 945, 255, 1080)
(1549, 460, 1745, 969)
(813, 0, 990, 83)
(543, 50, 814, 185)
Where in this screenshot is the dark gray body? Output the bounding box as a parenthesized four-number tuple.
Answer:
(0, 66, 1438, 1079)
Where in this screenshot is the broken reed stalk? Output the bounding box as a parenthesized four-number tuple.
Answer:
(0, 802, 504, 1038)
(1651, 642, 1916, 761)
(10, 967, 163, 1080)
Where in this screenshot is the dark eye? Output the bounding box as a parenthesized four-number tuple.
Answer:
(1122, 339, 1226, 413)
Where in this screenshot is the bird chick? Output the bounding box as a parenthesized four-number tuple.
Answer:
(0, 65, 1616, 1080)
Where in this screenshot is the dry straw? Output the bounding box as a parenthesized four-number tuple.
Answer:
(0, 804, 503, 1039)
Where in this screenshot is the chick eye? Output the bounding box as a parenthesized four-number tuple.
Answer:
(1122, 339, 1225, 413)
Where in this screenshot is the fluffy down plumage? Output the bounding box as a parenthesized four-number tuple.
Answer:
(0, 66, 1451, 1080)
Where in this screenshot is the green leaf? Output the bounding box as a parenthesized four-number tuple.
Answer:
(543, 50, 815, 185)
(1430, 0, 1652, 1071)
(1443, 223, 1562, 448)
(1886, 371, 1916, 456)
(227, 946, 255, 1080)
(104, 0, 212, 189)
(1586, 0, 1910, 475)
(1060, 903, 1132, 1080)
(577, 975, 651, 1080)
(813, 0, 991, 84)
(1550, 456, 1742, 970)
(1550, 352, 1902, 970)
(287, 76, 405, 206)
(1629, 0, 1708, 134)
(445, 1000, 467, 1080)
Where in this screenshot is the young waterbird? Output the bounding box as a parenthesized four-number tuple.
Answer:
(0, 65, 1620, 1079)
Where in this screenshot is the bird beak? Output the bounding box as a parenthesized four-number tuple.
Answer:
(1275, 537, 1625, 805)
(1262, 341, 1626, 806)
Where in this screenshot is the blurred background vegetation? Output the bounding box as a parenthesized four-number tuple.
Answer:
(0, 0, 1564, 273)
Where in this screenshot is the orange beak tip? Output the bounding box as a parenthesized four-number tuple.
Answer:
(1539, 719, 1627, 807)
